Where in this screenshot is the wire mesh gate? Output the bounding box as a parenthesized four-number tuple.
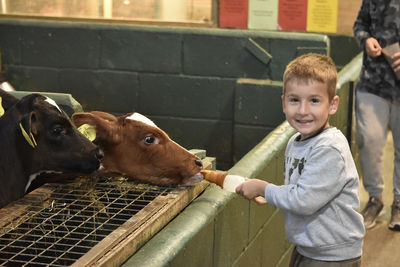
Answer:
(0, 176, 209, 266)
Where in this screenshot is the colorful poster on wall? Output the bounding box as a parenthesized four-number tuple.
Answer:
(278, 0, 307, 31)
(219, 0, 249, 29)
(248, 0, 278, 30)
(306, 0, 338, 33)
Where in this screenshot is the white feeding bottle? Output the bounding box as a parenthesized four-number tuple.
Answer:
(201, 170, 267, 204)
(201, 170, 244, 192)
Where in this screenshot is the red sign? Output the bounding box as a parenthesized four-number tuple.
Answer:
(219, 0, 249, 29)
(278, 0, 307, 31)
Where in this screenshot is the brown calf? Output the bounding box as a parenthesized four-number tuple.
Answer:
(72, 111, 203, 186)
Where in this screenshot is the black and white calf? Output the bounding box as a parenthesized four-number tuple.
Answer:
(0, 90, 103, 208)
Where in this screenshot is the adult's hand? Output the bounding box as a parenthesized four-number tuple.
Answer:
(391, 51, 400, 72)
(365, 37, 382, 58)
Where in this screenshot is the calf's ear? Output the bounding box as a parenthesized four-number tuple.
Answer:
(0, 89, 19, 111)
(72, 112, 97, 128)
(72, 112, 121, 144)
(72, 113, 98, 142)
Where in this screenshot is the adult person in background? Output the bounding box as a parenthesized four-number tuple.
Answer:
(353, 0, 400, 230)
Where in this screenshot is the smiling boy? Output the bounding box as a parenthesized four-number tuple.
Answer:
(236, 54, 365, 266)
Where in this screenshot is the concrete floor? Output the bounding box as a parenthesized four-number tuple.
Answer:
(359, 132, 400, 267)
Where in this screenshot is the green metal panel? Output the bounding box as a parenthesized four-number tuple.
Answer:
(8, 91, 83, 117)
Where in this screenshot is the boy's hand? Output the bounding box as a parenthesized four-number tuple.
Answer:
(236, 179, 268, 205)
(365, 37, 382, 58)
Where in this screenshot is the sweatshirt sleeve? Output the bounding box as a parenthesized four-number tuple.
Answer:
(353, 0, 371, 49)
(265, 146, 348, 216)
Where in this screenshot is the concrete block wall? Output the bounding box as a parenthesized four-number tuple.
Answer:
(0, 18, 331, 170)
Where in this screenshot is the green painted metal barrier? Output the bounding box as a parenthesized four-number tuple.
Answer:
(9, 91, 83, 117)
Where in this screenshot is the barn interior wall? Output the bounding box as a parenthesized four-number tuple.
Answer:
(0, 18, 359, 170)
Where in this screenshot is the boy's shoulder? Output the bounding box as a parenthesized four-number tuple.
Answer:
(311, 128, 353, 159)
(312, 127, 348, 147)
(290, 127, 348, 150)
(316, 127, 345, 140)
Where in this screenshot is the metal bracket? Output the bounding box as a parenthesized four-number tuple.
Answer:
(245, 38, 273, 65)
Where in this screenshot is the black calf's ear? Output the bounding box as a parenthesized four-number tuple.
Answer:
(19, 112, 38, 148)
(0, 89, 19, 111)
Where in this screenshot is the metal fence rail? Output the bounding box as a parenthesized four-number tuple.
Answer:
(0, 177, 176, 266)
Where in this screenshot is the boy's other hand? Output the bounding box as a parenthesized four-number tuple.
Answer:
(365, 37, 382, 58)
(236, 179, 268, 205)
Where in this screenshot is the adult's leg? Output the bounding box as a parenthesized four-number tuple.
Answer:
(356, 91, 390, 197)
(390, 99, 400, 201)
(389, 100, 400, 230)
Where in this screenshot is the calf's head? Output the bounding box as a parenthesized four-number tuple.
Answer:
(12, 94, 103, 174)
(72, 111, 203, 186)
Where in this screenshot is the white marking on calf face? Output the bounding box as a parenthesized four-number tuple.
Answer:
(45, 97, 62, 113)
(126, 113, 158, 128)
(181, 172, 203, 186)
(99, 163, 105, 171)
(26, 170, 62, 192)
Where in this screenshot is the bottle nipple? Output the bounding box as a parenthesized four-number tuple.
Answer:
(200, 170, 227, 187)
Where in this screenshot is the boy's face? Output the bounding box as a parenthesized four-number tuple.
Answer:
(282, 79, 339, 141)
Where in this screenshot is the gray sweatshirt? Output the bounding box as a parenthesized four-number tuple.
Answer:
(265, 127, 365, 261)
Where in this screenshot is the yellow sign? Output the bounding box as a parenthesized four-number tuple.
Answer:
(307, 0, 338, 33)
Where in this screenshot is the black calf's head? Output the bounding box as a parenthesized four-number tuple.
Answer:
(15, 94, 103, 174)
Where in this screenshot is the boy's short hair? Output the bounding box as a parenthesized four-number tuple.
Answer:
(283, 53, 337, 100)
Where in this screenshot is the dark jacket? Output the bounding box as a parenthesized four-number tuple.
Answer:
(353, 0, 400, 101)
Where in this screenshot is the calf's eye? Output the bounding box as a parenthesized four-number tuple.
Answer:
(52, 126, 66, 136)
(144, 136, 155, 144)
